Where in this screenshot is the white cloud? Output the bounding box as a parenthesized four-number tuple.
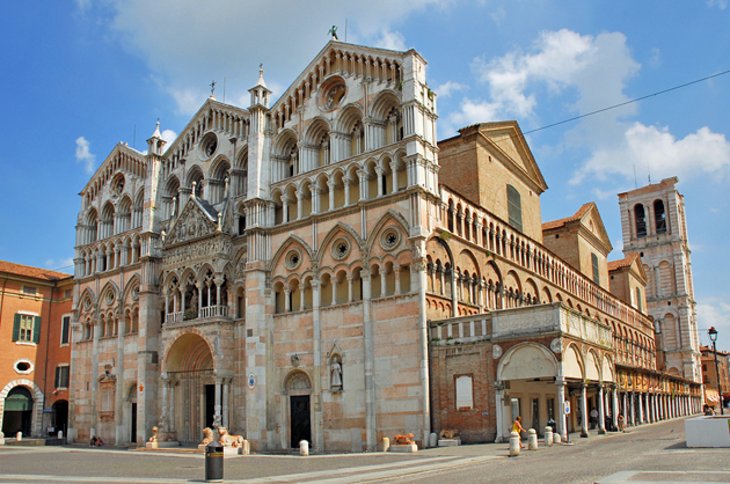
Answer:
(435, 81, 467, 98)
(103, 0, 444, 114)
(44, 257, 75, 271)
(707, 0, 728, 9)
(572, 123, 730, 184)
(74, 0, 91, 13)
(75, 136, 96, 174)
(160, 129, 177, 148)
(374, 30, 407, 51)
(471, 29, 640, 120)
(697, 297, 730, 347)
(442, 98, 501, 136)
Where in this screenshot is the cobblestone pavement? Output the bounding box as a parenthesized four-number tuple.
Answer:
(0, 418, 727, 483)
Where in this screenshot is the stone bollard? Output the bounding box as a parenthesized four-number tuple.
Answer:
(380, 437, 390, 452)
(544, 426, 553, 447)
(508, 431, 521, 457)
(16, 431, 22, 442)
(553, 432, 561, 444)
(527, 428, 538, 450)
(429, 432, 438, 448)
(299, 440, 309, 456)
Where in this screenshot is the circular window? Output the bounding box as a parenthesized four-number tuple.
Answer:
(380, 228, 401, 251)
(200, 133, 218, 158)
(105, 290, 115, 305)
(285, 250, 302, 270)
(319, 77, 347, 111)
(331, 238, 350, 260)
(14, 360, 33, 374)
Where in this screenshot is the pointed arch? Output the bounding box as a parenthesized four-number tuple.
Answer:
(269, 234, 315, 273)
(317, 222, 364, 266)
(365, 209, 410, 255)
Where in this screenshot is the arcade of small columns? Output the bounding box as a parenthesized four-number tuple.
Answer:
(270, 152, 420, 226)
(163, 269, 230, 324)
(273, 259, 412, 314)
(613, 371, 699, 430)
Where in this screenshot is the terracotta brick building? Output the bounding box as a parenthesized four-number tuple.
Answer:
(0, 261, 73, 439)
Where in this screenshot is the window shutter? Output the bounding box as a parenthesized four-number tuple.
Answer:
(33, 316, 42, 343)
(12, 314, 21, 341)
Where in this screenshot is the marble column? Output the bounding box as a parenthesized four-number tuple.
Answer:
(556, 379, 568, 440)
(494, 381, 506, 443)
(222, 379, 229, 428)
(612, 386, 619, 431)
(598, 385, 606, 434)
(580, 383, 589, 437)
(638, 393, 644, 424)
(629, 392, 636, 426)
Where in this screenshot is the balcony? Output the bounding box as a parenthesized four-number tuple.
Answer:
(165, 305, 229, 326)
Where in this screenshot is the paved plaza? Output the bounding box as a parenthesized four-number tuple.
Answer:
(0, 418, 727, 483)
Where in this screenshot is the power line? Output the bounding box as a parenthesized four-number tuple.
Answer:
(522, 68, 730, 135)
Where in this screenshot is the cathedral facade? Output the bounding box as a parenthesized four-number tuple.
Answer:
(69, 40, 701, 451)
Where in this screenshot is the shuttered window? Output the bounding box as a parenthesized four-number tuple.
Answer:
(55, 365, 70, 389)
(13, 314, 40, 343)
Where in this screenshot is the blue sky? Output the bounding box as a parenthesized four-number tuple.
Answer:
(1, 0, 728, 347)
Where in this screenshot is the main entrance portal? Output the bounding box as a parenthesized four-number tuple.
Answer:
(164, 333, 214, 444)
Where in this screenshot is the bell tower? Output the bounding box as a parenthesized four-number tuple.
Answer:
(618, 177, 701, 383)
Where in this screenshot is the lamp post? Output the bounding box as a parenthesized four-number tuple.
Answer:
(708, 326, 724, 415)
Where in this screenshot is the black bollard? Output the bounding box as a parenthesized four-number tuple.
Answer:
(205, 441, 224, 483)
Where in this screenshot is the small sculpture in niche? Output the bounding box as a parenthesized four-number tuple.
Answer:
(330, 355, 343, 391)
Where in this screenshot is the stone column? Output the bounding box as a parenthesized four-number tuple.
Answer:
(622, 392, 628, 425)
(160, 373, 169, 432)
(637, 393, 644, 424)
(598, 385, 606, 434)
(114, 314, 127, 445)
(612, 386, 619, 430)
(328, 179, 335, 211)
(168, 378, 176, 433)
(494, 381, 506, 443)
(629, 392, 636, 426)
(361, 270, 376, 450)
(580, 383, 589, 437)
(645, 393, 652, 423)
(556, 378, 568, 440)
(412, 247, 431, 447)
(213, 379, 222, 427)
(343, 174, 351, 206)
(222, 379, 229, 428)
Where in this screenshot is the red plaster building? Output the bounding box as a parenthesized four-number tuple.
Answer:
(0, 261, 73, 439)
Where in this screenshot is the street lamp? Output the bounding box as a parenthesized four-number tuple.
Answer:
(708, 326, 724, 415)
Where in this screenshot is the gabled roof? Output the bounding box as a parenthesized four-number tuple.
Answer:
(452, 121, 548, 194)
(270, 39, 417, 113)
(81, 143, 146, 194)
(543, 202, 613, 254)
(0, 260, 72, 282)
(163, 98, 249, 164)
(608, 252, 647, 283)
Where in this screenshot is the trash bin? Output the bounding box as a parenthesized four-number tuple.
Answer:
(205, 441, 224, 483)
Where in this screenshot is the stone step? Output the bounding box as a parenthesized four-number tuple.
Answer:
(5, 438, 62, 447)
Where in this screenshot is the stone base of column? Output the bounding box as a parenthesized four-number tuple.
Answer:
(598, 429, 606, 435)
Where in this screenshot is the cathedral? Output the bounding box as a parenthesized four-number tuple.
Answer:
(69, 39, 701, 451)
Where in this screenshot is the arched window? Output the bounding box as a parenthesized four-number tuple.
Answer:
(507, 185, 522, 232)
(634, 204, 647, 237)
(654, 199, 666, 234)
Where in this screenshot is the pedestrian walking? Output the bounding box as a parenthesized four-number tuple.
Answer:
(512, 416, 526, 449)
(589, 407, 598, 429)
(617, 414, 625, 432)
